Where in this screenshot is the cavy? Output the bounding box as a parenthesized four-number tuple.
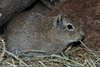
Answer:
(5, 11, 84, 57)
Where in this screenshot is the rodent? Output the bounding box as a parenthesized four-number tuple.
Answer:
(5, 11, 84, 57)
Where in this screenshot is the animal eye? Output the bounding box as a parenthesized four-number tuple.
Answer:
(66, 24, 74, 31)
(67, 25, 73, 29)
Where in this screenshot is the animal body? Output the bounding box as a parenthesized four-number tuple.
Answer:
(6, 11, 84, 57)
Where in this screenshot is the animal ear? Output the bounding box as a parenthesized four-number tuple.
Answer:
(53, 13, 63, 27)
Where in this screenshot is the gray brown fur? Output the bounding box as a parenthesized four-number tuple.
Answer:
(6, 11, 84, 57)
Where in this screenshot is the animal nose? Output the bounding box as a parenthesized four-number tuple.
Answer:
(80, 31, 85, 37)
(79, 29, 85, 41)
(79, 29, 85, 37)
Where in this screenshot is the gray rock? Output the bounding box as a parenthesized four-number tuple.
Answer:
(31, 1, 50, 15)
(0, 0, 35, 26)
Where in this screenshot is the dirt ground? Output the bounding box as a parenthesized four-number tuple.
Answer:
(47, 0, 100, 50)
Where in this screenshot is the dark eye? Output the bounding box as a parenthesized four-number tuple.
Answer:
(66, 24, 74, 31)
(67, 25, 73, 29)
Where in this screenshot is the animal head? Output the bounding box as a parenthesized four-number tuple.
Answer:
(51, 13, 84, 43)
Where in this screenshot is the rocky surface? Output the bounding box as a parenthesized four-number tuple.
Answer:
(0, 0, 35, 26)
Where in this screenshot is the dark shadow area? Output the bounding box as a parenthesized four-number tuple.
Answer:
(0, 22, 9, 34)
(23, 0, 40, 11)
(73, 42, 81, 47)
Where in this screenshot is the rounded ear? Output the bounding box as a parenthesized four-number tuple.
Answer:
(53, 13, 65, 28)
(53, 14, 61, 27)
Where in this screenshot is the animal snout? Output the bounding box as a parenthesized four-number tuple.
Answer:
(79, 30, 85, 41)
(78, 29, 85, 37)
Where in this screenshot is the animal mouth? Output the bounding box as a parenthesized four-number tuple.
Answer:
(73, 37, 84, 42)
(72, 41, 81, 47)
(72, 38, 84, 47)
